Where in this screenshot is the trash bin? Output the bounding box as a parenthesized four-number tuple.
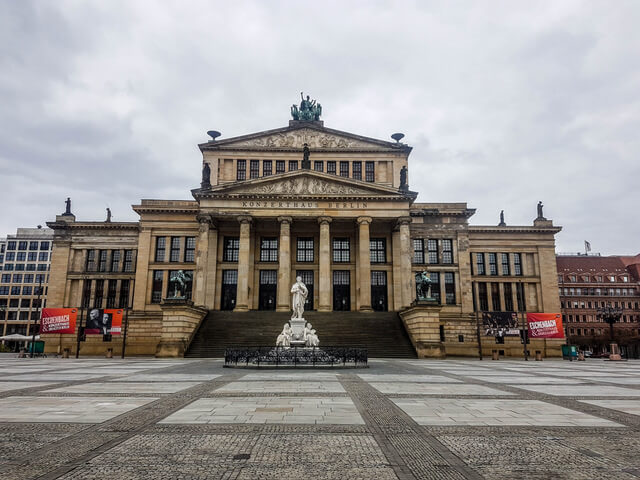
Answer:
(492, 349, 499, 360)
(106, 348, 113, 359)
(62, 348, 70, 359)
(535, 350, 542, 361)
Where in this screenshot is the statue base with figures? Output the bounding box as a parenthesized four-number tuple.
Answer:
(288, 318, 307, 346)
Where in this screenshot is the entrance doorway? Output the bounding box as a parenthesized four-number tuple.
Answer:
(258, 270, 277, 310)
(371, 271, 388, 311)
(333, 270, 350, 311)
(221, 270, 237, 311)
(297, 270, 314, 311)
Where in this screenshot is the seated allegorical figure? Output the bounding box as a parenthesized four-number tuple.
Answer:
(304, 322, 319, 347)
(276, 323, 292, 347)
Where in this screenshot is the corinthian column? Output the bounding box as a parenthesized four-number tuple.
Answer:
(234, 215, 252, 312)
(397, 216, 413, 308)
(317, 216, 332, 312)
(357, 216, 373, 311)
(276, 216, 292, 312)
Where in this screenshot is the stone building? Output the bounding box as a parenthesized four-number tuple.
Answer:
(43, 103, 564, 358)
(0, 227, 53, 349)
(557, 254, 640, 358)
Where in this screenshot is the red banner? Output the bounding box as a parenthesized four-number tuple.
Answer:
(85, 309, 123, 335)
(41, 308, 77, 334)
(527, 313, 564, 338)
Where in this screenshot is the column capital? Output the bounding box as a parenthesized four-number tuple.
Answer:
(277, 216, 293, 225)
(237, 215, 253, 225)
(196, 214, 217, 229)
(395, 216, 412, 227)
(356, 216, 373, 225)
(317, 216, 333, 226)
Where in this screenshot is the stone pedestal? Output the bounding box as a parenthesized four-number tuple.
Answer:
(399, 301, 444, 358)
(609, 343, 623, 361)
(155, 299, 208, 358)
(289, 318, 307, 346)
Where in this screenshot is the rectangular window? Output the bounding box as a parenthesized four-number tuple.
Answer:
(98, 250, 108, 272)
(314, 161, 323, 172)
(514, 253, 522, 276)
(223, 237, 240, 262)
(340, 161, 349, 177)
(7, 241, 16, 250)
(352, 161, 362, 180)
(236, 159, 246, 180)
(94, 279, 104, 308)
(5, 252, 14, 261)
(370, 238, 386, 264)
(40, 241, 49, 250)
(18, 241, 27, 250)
(263, 160, 272, 176)
(0, 286, 8, 295)
(106, 280, 117, 308)
(37, 264, 47, 271)
(288, 160, 298, 171)
(333, 270, 350, 285)
(35, 274, 46, 283)
(1, 274, 10, 283)
(29, 241, 38, 250)
(222, 269, 238, 285)
(119, 279, 130, 308)
(491, 282, 501, 311)
(15, 264, 24, 271)
(13, 274, 22, 283)
(413, 239, 425, 264)
(327, 161, 336, 175)
(151, 271, 164, 303)
(10, 286, 19, 295)
(488, 253, 497, 275)
(19, 311, 29, 321)
(442, 239, 453, 264)
(276, 160, 285, 174)
(516, 282, 526, 311)
(501, 253, 510, 275)
(476, 253, 485, 275)
(427, 239, 438, 264)
(429, 272, 441, 304)
(296, 238, 314, 262)
(478, 283, 489, 311)
(260, 237, 278, 262)
(123, 250, 134, 272)
(365, 161, 375, 182)
(259, 270, 277, 285)
(85, 250, 96, 272)
(169, 237, 181, 262)
(444, 272, 456, 305)
(371, 271, 387, 286)
(4, 264, 13, 271)
(111, 250, 121, 272)
(333, 238, 350, 263)
(21, 287, 32, 297)
(250, 160, 260, 179)
(504, 283, 514, 311)
(154, 238, 166, 262)
(16, 252, 26, 261)
(27, 252, 37, 261)
(184, 237, 196, 262)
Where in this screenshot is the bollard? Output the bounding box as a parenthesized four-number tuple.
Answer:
(106, 348, 113, 359)
(535, 350, 542, 361)
(578, 352, 585, 361)
(492, 349, 499, 361)
(62, 348, 70, 359)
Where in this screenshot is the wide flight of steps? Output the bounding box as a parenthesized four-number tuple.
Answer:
(185, 310, 417, 358)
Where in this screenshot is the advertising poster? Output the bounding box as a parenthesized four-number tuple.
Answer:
(527, 313, 564, 338)
(41, 308, 77, 334)
(482, 312, 520, 337)
(85, 309, 123, 335)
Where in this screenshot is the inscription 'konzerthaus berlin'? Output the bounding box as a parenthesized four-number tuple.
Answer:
(43, 98, 564, 358)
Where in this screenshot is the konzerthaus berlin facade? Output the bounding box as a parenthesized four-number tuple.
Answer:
(43, 106, 564, 358)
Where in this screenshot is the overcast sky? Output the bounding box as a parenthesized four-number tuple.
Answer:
(1, 1, 638, 254)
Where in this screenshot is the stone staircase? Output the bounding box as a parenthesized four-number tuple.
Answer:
(185, 311, 417, 358)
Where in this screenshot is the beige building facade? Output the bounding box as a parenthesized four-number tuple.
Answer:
(43, 116, 564, 357)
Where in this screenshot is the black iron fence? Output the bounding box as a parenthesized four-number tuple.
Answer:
(224, 346, 368, 368)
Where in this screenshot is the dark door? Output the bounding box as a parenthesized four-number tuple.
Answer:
(371, 271, 388, 311)
(333, 270, 350, 311)
(221, 270, 237, 311)
(258, 270, 277, 311)
(297, 270, 314, 311)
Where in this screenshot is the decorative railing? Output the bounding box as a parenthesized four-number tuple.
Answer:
(224, 346, 368, 368)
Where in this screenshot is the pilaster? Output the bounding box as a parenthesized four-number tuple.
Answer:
(317, 216, 332, 312)
(234, 215, 252, 312)
(357, 216, 373, 311)
(276, 216, 292, 312)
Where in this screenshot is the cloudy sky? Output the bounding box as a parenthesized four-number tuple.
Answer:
(1, 1, 638, 254)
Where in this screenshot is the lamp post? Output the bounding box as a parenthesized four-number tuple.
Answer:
(30, 278, 43, 358)
(596, 303, 623, 360)
(0, 305, 5, 347)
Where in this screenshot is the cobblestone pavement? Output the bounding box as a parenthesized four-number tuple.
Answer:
(1, 356, 640, 479)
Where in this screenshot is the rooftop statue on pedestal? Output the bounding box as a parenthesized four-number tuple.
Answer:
(62, 197, 73, 216)
(536, 201, 546, 220)
(105, 208, 112, 223)
(291, 92, 322, 121)
(498, 210, 506, 226)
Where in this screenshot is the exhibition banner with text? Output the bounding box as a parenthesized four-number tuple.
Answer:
(85, 309, 123, 335)
(527, 313, 564, 338)
(40, 308, 77, 334)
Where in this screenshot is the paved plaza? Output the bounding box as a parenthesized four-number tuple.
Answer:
(0, 356, 639, 479)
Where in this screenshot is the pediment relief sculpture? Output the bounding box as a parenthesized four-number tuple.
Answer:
(228, 129, 379, 150)
(223, 176, 377, 196)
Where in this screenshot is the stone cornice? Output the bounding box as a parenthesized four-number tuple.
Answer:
(468, 225, 563, 234)
(46, 221, 140, 232)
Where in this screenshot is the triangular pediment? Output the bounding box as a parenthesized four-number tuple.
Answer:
(196, 170, 414, 199)
(199, 123, 411, 153)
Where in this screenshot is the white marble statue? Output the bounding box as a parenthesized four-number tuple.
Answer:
(304, 322, 320, 347)
(276, 323, 292, 347)
(290, 276, 308, 320)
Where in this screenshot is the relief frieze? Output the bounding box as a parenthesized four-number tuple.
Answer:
(229, 128, 378, 150)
